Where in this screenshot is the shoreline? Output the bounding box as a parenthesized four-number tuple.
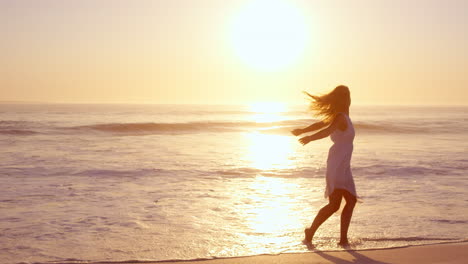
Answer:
(93, 241, 468, 264)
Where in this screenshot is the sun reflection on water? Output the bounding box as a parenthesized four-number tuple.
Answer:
(244, 132, 295, 170)
(234, 103, 307, 254)
(248, 102, 287, 123)
(239, 176, 305, 254)
(247, 177, 302, 233)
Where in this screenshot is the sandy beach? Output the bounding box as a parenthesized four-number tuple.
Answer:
(130, 242, 468, 264)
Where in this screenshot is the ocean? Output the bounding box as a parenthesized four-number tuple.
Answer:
(1, 103, 467, 264)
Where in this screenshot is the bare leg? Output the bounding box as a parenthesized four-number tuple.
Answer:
(339, 190, 357, 246)
(304, 190, 342, 243)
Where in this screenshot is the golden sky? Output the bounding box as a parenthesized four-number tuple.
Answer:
(1, 0, 467, 105)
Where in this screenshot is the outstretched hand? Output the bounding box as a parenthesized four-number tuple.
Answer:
(299, 136, 311, 145)
(291, 128, 303, 136)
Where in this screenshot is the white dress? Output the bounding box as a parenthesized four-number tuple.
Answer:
(325, 113, 357, 198)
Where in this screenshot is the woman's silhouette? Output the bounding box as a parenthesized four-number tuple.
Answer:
(292, 85, 357, 246)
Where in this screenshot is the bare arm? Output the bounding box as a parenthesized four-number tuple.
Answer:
(299, 115, 345, 145)
(291, 121, 326, 136)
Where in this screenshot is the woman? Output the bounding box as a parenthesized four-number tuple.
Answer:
(291, 85, 357, 246)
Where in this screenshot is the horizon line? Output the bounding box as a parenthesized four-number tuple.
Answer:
(0, 100, 467, 107)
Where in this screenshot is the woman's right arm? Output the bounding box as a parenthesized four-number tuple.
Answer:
(298, 114, 345, 145)
(291, 121, 326, 136)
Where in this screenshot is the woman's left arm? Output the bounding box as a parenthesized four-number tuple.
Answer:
(291, 121, 326, 136)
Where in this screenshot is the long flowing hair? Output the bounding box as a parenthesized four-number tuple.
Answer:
(305, 85, 351, 124)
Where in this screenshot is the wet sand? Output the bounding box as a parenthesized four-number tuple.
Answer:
(110, 242, 468, 264)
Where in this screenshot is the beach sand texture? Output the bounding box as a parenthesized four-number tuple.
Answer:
(127, 242, 468, 264)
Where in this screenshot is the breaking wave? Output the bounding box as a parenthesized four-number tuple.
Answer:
(1, 119, 461, 136)
(0, 129, 39, 135)
(69, 120, 439, 135)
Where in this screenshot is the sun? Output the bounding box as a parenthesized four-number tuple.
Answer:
(229, 0, 309, 71)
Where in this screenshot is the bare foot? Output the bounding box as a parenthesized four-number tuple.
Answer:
(338, 240, 350, 248)
(303, 241, 315, 250)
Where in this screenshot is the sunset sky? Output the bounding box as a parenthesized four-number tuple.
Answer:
(1, 0, 467, 105)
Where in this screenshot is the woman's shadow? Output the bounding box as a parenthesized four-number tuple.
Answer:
(305, 243, 390, 264)
(315, 251, 390, 264)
